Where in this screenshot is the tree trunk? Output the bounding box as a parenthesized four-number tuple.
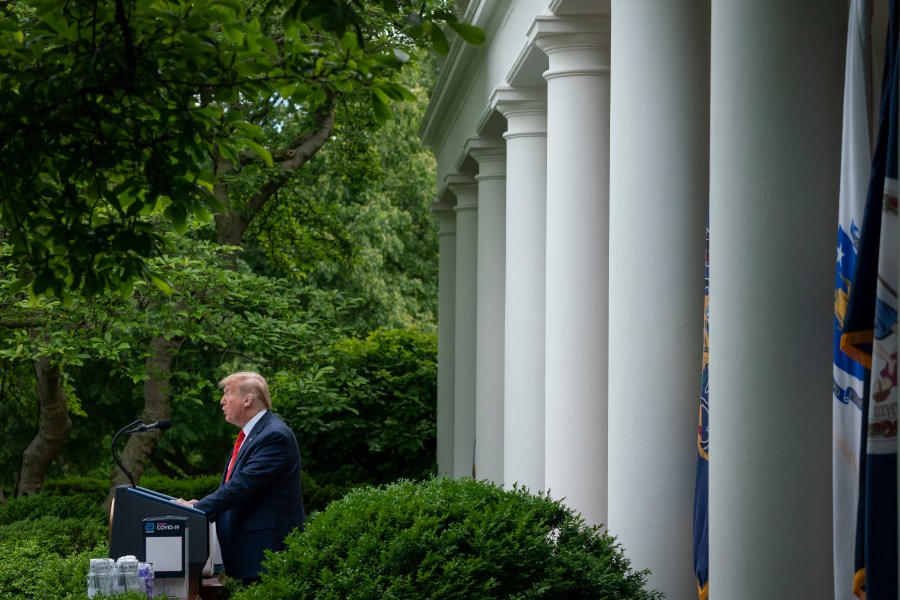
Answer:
(214, 103, 336, 247)
(15, 357, 71, 497)
(105, 336, 176, 508)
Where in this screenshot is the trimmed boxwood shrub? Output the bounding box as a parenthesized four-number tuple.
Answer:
(0, 492, 107, 528)
(139, 474, 221, 501)
(42, 477, 110, 504)
(0, 492, 121, 600)
(0, 537, 143, 600)
(234, 477, 664, 600)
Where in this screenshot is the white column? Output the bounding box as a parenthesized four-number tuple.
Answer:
(469, 140, 507, 484)
(448, 175, 478, 479)
(608, 3, 709, 599)
(534, 15, 610, 527)
(495, 89, 548, 493)
(709, 3, 843, 598)
(431, 200, 457, 477)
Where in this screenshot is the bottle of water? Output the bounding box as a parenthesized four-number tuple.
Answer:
(115, 555, 141, 594)
(87, 557, 115, 597)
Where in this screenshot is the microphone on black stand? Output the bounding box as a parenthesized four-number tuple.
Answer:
(136, 420, 172, 433)
(111, 419, 172, 488)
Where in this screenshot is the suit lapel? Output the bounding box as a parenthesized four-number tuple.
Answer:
(231, 411, 273, 475)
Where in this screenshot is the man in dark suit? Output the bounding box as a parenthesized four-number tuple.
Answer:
(179, 371, 305, 584)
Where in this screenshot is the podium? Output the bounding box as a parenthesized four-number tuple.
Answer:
(109, 485, 209, 598)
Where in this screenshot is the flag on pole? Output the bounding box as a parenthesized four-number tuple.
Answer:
(840, 2, 899, 596)
(833, 1, 873, 598)
(693, 219, 710, 600)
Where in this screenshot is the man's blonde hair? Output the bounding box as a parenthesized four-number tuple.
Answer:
(219, 371, 272, 409)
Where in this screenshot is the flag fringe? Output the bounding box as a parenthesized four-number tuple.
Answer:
(697, 581, 709, 600)
(853, 567, 866, 599)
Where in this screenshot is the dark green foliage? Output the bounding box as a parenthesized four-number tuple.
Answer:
(254, 59, 441, 334)
(0, 491, 115, 600)
(0, 539, 114, 600)
(139, 474, 221, 501)
(0, 475, 362, 599)
(0, 492, 106, 528)
(41, 477, 111, 503)
(37, 473, 355, 515)
(299, 473, 358, 515)
(233, 477, 664, 600)
(282, 327, 437, 485)
(0, 0, 482, 299)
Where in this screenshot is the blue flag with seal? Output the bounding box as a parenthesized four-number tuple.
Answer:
(693, 218, 709, 600)
(840, 1, 899, 596)
(833, 0, 873, 598)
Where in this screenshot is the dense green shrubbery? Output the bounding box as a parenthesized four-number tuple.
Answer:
(0, 491, 114, 600)
(0, 538, 111, 600)
(234, 477, 664, 600)
(139, 474, 221, 501)
(0, 492, 106, 527)
(283, 327, 437, 486)
(42, 477, 110, 504)
(40, 473, 349, 515)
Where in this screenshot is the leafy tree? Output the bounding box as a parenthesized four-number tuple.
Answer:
(0, 234, 360, 497)
(0, 0, 474, 496)
(254, 58, 441, 332)
(0, 0, 483, 298)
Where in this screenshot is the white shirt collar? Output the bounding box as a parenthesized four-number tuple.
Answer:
(242, 409, 268, 437)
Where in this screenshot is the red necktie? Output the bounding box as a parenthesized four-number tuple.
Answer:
(225, 430, 245, 482)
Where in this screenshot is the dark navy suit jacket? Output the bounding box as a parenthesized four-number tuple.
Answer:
(194, 411, 305, 580)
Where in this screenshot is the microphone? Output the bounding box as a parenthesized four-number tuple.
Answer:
(112, 419, 173, 489)
(135, 419, 172, 433)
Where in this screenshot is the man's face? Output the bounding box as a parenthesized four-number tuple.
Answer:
(220, 384, 247, 427)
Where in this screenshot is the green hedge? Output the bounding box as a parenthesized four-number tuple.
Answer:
(0, 491, 115, 600)
(0, 492, 107, 527)
(0, 539, 111, 600)
(234, 477, 664, 600)
(41, 473, 352, 515)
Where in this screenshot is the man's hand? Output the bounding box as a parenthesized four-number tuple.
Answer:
(174, 498, 198, 507)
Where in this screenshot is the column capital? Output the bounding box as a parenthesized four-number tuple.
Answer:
(463, 137, 507, 183)
(491, 86, 547, 118)
(491, 87, 548, 141)
(430, 201, 457, 235)
(441, 173, 479, 212)
(530, 15, 611, 76)
(463, 137, 506, 162)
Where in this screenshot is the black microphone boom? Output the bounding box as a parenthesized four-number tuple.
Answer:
(111, 419, 172, 488)
(136, 419, 172, 433)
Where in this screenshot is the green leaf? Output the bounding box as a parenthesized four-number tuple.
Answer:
(149, 272, 174, 295)
(243, 139, 273, 166)
(430, 26, 449, 55)
(371, 94, 391, 123)
(446, 21, 486, 46)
